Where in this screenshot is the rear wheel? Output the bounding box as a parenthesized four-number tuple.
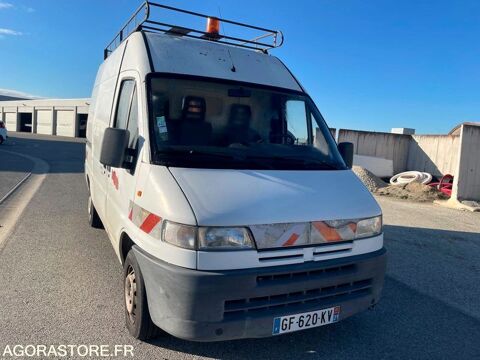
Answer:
(124, 250, 161, 340)
(88, 194, 103, 228)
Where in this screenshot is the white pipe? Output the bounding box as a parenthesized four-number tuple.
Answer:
(390, 171, 432, 185)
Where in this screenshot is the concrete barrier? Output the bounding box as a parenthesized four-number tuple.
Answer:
(338, 126, 480, 202)
(452, 124, 480, 201)
(338, 129, 410, 174)
(407, 135, 460, 177)
(339, 128, 462, 176)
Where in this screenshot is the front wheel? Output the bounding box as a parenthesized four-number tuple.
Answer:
(124, 250, 161, 340)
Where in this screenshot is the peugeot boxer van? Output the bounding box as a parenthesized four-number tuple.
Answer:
(85, 2, 386, 342)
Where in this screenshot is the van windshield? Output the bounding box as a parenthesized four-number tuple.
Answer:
(148, 76, 346, 170)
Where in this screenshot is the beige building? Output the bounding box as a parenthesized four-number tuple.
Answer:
(0, 98, 90, 138)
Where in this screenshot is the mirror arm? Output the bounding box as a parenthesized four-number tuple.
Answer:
(125, 148, 136, 157)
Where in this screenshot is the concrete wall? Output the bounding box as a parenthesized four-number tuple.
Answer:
(339, 128, 462, 177)
(338, 129, 410, 174)
(452, 125, 480, 201)
(339, 126, 480, 201)
(407, 135, 460, 177)
(329, 128, 337, 140)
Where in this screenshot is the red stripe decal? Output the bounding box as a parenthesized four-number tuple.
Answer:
(112, 170, 119, 190)
(139, 213, 161, 234)
(282, 233, 299, 247)
(128, 208, 133, 221)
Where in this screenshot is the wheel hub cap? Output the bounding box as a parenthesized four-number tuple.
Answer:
(124, 266, 137, 322)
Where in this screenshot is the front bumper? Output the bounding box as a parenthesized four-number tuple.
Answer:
(134, 246, 387, 342)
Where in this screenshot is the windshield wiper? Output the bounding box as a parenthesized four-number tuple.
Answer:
(154, 148, 342, 170)
(155, 148, 279, 169)
(296, 158, 341, 170)
(245, 154, 341, 170)
(156, 147, 243, 160)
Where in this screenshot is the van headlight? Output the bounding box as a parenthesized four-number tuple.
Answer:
(162, 221, 197, 250)
(355, 215, 382, 239)
(161, 221, 255, 250)
(198, 227, 254, 250)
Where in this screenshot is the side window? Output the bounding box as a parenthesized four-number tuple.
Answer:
(285, 100, 309, 145)
(126, 86, 139, 149)
(311, 112, 329, 155)
(114, 80, 135, 130)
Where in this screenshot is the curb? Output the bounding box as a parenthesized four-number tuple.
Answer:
(0, 150, 50, 252)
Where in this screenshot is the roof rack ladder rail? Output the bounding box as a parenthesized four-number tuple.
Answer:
(104, 1, 150, 59)
(147, 2, 278, 34)
(142, 19, 277, 49)
(104, 1, 284, 59)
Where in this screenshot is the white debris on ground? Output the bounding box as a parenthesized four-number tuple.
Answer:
(352, 166, 388, 192)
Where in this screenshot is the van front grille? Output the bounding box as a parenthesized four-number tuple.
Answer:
(256, 264, 356, 285)
(224, 278, 372, 317)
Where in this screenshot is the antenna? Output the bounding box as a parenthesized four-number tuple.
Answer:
(217, 5, 236, 72)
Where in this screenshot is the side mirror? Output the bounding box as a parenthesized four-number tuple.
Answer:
(338, 142, 354, 169)
(100, 127, 129, 168)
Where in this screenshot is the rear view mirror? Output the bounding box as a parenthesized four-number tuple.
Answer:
(338, 142, 354, 169)
(228, 88, 251, 98)
(100, 128, 129, 168)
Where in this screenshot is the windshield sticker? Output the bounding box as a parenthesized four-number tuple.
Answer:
(156, 117, 168, 133)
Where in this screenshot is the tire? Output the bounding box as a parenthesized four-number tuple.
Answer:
(124, 250, 161, 340)
(88, 194, 103, 229)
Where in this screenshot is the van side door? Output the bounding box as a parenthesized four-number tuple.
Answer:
(105, 75, 141, 245)
(89, 79, 117, 224)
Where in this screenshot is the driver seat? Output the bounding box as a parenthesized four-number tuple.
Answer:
(221, 104, 261, 145)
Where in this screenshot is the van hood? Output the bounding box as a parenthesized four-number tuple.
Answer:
(169, 168, 381, 226)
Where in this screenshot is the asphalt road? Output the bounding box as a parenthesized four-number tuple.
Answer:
(0, 151, 32, 199)
(0, 134, 479, 360)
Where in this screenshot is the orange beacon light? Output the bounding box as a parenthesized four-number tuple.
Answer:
(206, 17, 220, 36)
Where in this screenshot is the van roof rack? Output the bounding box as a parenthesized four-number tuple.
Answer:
(104, 1, 284, 59)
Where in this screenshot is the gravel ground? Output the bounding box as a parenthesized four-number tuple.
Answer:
(352, 166, 387, 192)
(377, 181, 448, 202)
(353, 166, 448, 202)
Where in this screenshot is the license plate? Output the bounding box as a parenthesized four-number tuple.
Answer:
(272, 306, 340, 335)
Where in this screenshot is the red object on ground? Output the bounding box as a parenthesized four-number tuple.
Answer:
(429, 174, 454, 197)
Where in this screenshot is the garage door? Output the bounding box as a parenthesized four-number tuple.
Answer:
(56, 110, 75, 137)
(5, 113, 17, 131)
(36, 110, 53, 135)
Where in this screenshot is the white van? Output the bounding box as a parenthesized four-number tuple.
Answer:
(85, 2, 386, 342)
